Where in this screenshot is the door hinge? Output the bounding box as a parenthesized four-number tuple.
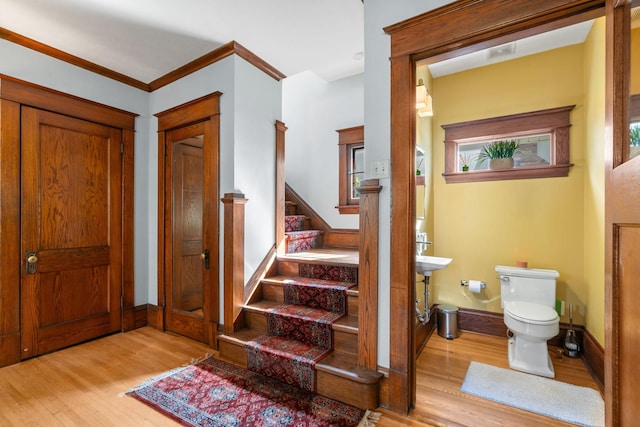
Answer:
(121, 295, 124, 309)
(120, 142, 124, 155)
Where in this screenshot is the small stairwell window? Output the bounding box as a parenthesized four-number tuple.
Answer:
(336, 125, 364, 214)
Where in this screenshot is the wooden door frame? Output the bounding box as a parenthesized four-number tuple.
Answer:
(0, 75, 136, 367)
(383, 0, 605, 413)
(155, 92, 221, 348)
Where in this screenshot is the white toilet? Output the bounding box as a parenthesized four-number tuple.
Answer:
(496, 265, 560, 378)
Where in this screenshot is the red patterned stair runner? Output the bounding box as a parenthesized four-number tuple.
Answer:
(245, 265, 356, 392)
(284, 214, 324, 253)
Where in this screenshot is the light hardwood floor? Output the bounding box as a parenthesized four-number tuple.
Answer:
(0, 327, 600, 426)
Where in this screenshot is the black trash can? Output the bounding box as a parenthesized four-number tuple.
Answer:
(437, 304, 460, 339)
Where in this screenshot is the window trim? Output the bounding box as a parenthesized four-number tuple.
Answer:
(336, 125, 364, 214)
(631, 93, 640, 121)
(442, 106, 575, 183)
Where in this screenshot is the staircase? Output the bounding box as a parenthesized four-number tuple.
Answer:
(217, 200, 381, 410)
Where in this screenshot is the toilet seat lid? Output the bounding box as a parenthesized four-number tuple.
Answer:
(504, 301, 559, 324)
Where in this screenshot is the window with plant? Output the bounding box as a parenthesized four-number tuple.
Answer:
(457, 135, 552, 172)
(442, 106, 574, 183)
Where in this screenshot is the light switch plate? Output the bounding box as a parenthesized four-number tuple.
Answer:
(372, 160, 389, 178)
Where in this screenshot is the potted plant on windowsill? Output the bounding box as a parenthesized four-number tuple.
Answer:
(459, 153, 471, 172)
(477, 139, 520, 170)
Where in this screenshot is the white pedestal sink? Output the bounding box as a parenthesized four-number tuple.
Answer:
(416, 255, 452, 276)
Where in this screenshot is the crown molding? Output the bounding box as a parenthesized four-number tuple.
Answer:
(148, 41, 286, 91)
(1, 28, 286, 93)
(0, 27, 150, 91)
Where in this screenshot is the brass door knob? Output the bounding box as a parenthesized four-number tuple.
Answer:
(27, 255, 38, 264)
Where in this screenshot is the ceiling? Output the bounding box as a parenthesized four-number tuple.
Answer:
(427, 20, 595, 78)
(0, 0, 365, 83)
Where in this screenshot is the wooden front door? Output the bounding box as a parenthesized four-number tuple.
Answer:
(20, 106, 122, 359)
(165, 125, 208, 340)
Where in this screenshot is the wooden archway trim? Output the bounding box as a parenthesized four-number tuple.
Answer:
(384, 0, 605, 413)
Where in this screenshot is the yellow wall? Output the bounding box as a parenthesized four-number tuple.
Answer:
(429, 29, 605, 342)
(583, 18, 606, 346)
(416, 64, 435, 243)
(415, 65, 435, 308)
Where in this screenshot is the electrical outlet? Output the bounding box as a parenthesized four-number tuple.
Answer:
(372, 160, 389, 178)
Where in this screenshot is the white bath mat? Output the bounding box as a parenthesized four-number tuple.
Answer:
(461, 361, 604, 427)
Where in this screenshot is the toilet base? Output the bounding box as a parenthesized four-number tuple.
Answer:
(508, 335, 555, 378)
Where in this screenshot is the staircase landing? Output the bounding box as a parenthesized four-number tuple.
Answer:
(278, 247, 359, 266)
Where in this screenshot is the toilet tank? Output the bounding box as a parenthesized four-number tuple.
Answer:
(496, 265, 559, 309)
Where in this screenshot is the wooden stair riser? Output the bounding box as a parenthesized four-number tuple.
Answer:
(243, 310, 267, 334)
(347, 291, 359, 318)
(333, 330, 357, 357)
(218, 339, 248, 367)
(316, 371, 378, 410)
(276, 260, 299, 276)
(285, 201, 298, 216)
(261, 282, 284, 303)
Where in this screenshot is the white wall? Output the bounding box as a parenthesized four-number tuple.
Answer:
(233, 57, 282, 283)
(282, 71, 363, 230)
(364, 0, 453, 368)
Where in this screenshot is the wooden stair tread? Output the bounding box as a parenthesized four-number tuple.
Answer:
(285, 230, 323, 236)
(316, 352, 382, 384)
(277, 248, 359, 268)
(262, 275, 358, 288)
(346, 287, 359, 296)
(217, 328, 262, 343)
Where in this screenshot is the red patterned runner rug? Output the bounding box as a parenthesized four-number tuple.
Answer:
(282, 278, 354, 313)
(127, 356, 373, 427)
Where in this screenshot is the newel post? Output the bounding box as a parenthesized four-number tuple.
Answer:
(275, 120, 287, 256)
(358, 179, 382, 370)
(221, 192, 248, 332)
